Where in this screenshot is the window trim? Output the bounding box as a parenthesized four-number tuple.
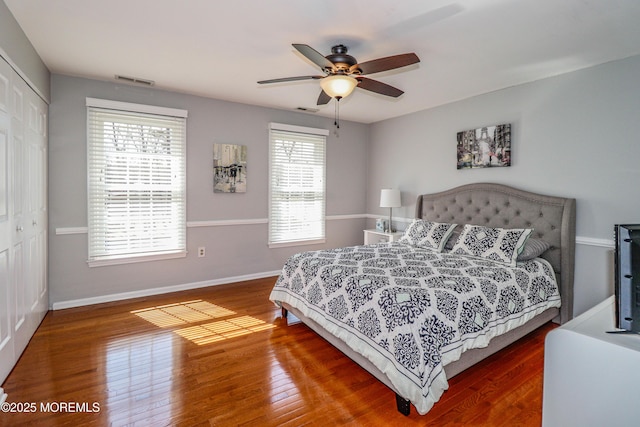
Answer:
(86, 97, 188, 119)
(86, 98, 188, 267)
(268, 122, 329, 248)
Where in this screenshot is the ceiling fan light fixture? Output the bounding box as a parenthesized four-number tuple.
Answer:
(320, 75, 357, 99)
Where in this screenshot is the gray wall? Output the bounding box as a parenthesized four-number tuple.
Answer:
(0, 0, 50, 102)
(49, 74, 369, 305)
(16, 0, 637, 314)
(368, 54, 640, 316)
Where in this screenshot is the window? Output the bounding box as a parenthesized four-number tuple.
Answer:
(269, 123, 328, 248)
(86, 98, 187, 266)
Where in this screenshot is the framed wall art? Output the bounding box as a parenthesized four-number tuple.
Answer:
(213, 143, 247, 193)
(456, 123, 511, 169)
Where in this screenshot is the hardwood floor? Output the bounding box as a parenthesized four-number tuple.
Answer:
(1, 277, 556, 426)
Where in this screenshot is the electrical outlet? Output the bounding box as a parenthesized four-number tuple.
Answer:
(198, 247, 206, 257)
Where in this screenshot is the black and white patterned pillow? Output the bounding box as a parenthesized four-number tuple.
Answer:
(450, 224, 532, 266)
(399, 220, 457, 252)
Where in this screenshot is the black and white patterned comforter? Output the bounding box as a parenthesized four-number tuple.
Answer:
(269, 242, 560, 415)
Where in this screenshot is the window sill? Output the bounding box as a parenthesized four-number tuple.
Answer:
(87, 250, 187, 267)
(268, 238, 326, 249)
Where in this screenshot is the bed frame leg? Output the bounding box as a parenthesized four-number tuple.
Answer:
(281, 307, 288, 319)
(395, 394, 411, 416)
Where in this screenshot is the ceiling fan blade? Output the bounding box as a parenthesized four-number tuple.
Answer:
(317, 90, 331, 105)
(292, 43, 335, 71)
(356, 77, 404, 98)
(257, 75, 323, 84)
(355, 53, 420, 75)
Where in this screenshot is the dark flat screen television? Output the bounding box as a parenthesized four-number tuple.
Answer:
(612, 224, 640, 334)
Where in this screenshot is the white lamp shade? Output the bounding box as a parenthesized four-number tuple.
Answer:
(380, 189, 401, 208)
(320, 75, 358, 99)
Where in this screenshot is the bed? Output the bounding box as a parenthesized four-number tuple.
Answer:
(269, 183, 576, 416)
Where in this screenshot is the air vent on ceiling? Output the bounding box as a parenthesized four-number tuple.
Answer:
(114, 75, 155, 86)
(296, 107, 319, 113)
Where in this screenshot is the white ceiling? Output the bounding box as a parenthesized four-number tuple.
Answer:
(6, 0, 640, 123)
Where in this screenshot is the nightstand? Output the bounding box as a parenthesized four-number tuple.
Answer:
(363, 229, 403, 245)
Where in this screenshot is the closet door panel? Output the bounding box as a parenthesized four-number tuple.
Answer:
(11, 241, 27, 352)
(0, 58, 14, 383)
(0, 250, 12, 382)
(10, 75, 28, 351)
(26, 93, 47, 317)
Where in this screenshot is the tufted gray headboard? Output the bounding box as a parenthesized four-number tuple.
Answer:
(415, 183, 576, 323)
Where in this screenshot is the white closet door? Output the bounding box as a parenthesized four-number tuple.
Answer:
(10, 71, 30, 357)
(24, 82, 47, 323)
(0, 57, 48, 384)
(0, 57, 15, 382)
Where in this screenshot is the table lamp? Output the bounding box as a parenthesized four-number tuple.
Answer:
(379, 189, 401, 232)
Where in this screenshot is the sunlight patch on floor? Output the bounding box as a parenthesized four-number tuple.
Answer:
(131, 300, 274, 345)
(175, 316, 275, 345)
(131, 300, 236, 327)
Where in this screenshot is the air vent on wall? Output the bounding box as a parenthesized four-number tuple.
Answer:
(114, 75, 155, 86)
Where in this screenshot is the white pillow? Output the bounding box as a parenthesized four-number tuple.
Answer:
(450, 224, 532, 266)
(399, 220, 457, 252)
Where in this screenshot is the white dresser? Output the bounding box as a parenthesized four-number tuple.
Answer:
(542, 296, 640, 427)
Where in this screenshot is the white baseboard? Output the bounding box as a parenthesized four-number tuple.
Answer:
(51, 270, 282, 310)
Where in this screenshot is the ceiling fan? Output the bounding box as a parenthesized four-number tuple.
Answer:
(258, 44, 420, 105)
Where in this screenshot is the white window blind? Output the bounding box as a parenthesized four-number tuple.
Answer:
(269, 123, 328, 248)
(86, 98, 187, 265)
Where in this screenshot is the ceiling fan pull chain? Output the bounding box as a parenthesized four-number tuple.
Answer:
(335, 97, 340, 128)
